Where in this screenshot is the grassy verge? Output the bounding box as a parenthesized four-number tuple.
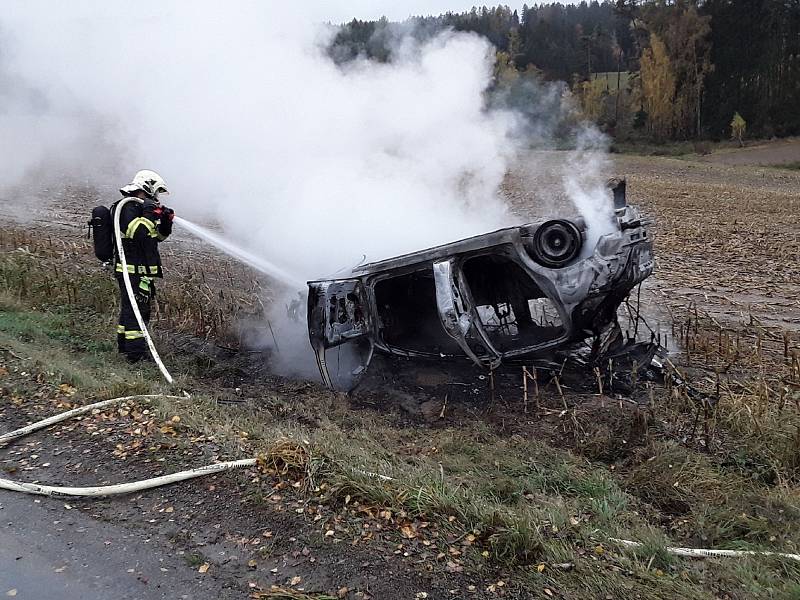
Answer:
(1, 238, 799, 598)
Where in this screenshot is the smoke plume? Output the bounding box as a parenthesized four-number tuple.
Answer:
(0, 3, 616, 376)
(0, 3, 527, 278)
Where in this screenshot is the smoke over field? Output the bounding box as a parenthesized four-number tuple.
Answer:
(0, 2, 617, 283)
(0, 3, 515, 278)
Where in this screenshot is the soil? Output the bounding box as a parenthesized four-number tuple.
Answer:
(698, 137, 800, 167)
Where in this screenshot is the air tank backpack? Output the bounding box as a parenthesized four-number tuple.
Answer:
(87, 204, 114, 261)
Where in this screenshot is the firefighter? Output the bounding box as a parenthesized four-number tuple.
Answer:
(113, 170, 175, 363)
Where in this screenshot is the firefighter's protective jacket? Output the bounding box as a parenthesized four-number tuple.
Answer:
(112, 198, 172, 277)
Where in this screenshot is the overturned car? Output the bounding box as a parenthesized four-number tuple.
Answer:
(307, 180, 654, 391)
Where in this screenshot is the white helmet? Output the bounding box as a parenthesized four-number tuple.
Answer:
(120, 169, 169, 199)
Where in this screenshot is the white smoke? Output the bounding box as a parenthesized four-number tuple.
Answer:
(562, 125, 617, 254)
(0, 2, 524, 281)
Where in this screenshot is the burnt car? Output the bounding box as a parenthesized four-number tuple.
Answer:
(307, 179, 654, 391)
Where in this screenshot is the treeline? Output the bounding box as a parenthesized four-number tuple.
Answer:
(330, 0, 800, 141)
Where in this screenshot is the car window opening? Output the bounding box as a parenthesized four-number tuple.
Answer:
(375, 269, 462, 355)
(462, 254, 565, 352)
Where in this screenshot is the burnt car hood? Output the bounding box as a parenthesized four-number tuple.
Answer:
(307, 186, 653, 391)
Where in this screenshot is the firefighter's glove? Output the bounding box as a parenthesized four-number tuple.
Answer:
(156, 205, 174, 239)
(142, 199, 160, 220)
(160, 206, 175, 222)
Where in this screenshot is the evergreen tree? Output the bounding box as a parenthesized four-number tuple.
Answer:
(327, 0, 800, 140)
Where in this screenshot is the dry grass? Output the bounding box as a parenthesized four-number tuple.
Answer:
(3, 194, 800, 599)
(626, 441, 740, 514)
(0, 227, 267, 348)
(258, 439, 312, 477)
(661, 306, 800, 480)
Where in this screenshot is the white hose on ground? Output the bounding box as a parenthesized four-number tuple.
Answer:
(113, 197, 173, 384)
(1, 398, 797, 563)
(0, 395, 179, 446)
(0, 459, 257, 498)
(0, 395, 255, 498)
(610, 538, 800, 563)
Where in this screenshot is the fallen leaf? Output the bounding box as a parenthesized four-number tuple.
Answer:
(290, 576, 301, 586)
(400, 524, 417, 539)
(58, 383, 77, 396)
(544, 589, 554, 597)
(537, 563, 545, 573)
(171, 415, 181, 423)
(198, 563, 210, 573)
(247, 559, 258, 569)
(338, 587, 349, 598)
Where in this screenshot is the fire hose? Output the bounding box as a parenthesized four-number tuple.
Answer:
(611, 539, 800, 562)
(0, 395, 256, 497)
(113, 197, 173, 383)
(1, 396, 798, 563)
(0, 204, 260, 495)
